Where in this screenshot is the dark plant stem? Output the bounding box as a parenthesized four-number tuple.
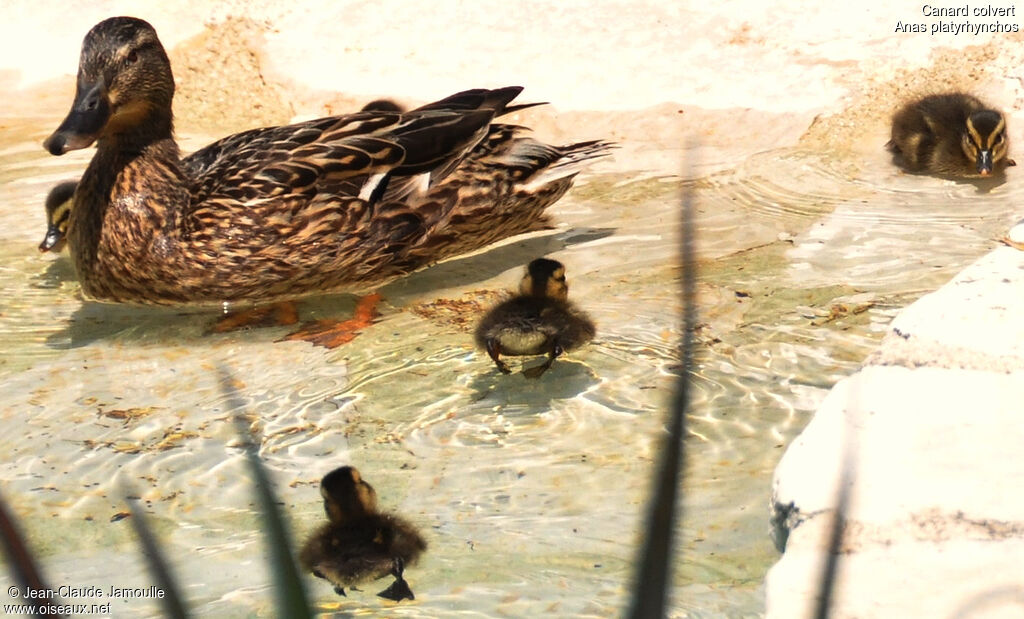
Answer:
(628, 170, 696, 618)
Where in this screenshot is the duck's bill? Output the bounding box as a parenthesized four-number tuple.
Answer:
(43, 81, 109, 156)
(976, 150, 994, 176)
(38, 226, 66, 253)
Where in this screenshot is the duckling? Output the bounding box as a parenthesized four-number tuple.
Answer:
(38, 181, 77, 253)
(475, 258, 595, 378)
(888, 93, 1015, 177)
(361, 99, 404, 113)
(299, 466, 426, 602)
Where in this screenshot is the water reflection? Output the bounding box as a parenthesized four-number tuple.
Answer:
(1, 112, 1020, 615)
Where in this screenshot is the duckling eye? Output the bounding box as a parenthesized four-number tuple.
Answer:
(555, 275, 566, 282)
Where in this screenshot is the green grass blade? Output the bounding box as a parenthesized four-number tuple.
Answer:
(627, 162, 696, 618)
(0, 489, 63, 618)
(124, 492, 189, 619)
(217, 365, 312, 618)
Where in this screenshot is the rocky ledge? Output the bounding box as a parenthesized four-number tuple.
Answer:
(766, 238, 1024, 617)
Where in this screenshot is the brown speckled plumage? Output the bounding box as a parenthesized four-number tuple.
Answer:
(44, 17, 612, 306)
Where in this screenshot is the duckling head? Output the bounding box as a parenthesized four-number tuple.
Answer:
(320, 466, 379, 524)
(963, 110, 1008, 176)
(519, 258, 569, 301)
(45, 17, 174, 156)
(361, 99, 405, 113)
(39, 181, 77, 253)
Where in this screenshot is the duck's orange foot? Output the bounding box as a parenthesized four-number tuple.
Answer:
(210, 301, 299, 333)
(999, 235, 1024, 251)
(280, 294, 382, 349)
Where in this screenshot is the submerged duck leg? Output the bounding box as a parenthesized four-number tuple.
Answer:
(377, 557, 415, 602)
(210, 301, 299, 333)
(523, 342, 564, 379)
(280, 293, 382, 349)
(485, 338, 512, 374)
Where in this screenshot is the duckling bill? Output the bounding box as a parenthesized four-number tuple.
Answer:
(475, 258, 595, 378)
(299, 466, 426, 602)
(888, 93, 1015, 177)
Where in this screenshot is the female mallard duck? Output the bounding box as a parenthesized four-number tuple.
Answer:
(475, 257, 595, 377)
(38, 180, 77, 252)
(43, 17, 612, 308)
(888, 93, 1015, 177)
(299, 466, 426, 602)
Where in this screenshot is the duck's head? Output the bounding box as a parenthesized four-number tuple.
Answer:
(320, 466, 378, 524)
(963, 110, 1008, 176)
(519, 258, 569, 301)
(44, 17, 174, 156)
(39, 181, 77, 253)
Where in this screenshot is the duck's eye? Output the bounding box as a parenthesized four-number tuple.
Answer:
(555, 275, 566, 282)
(995, 132, 1005, 144)
(126, 50, 139, 65)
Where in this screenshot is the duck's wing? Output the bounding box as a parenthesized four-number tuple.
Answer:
(411, 85, 544, 116)
(182, 90, 532, 214)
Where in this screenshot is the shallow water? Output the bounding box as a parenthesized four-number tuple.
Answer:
(0, 112, 1021, 618)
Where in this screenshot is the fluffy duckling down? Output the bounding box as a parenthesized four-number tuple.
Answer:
(888, 93, 1015, 177)
(38, 180, 77, 253)
(475, 258, 595, 378)
(299, 466, 426, 602)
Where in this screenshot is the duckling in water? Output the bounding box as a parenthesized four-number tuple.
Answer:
(38, 181, 77, 252)
(888, 93, 1015, 177)
(475, 258, 595, 378)
(299, 466, 426, 602)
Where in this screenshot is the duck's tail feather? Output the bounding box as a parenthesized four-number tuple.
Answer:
(512, 139, 617, 190)
(413, 86, 545, 118)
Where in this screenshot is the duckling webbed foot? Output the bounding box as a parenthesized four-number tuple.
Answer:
(522, 343, 563, 379)
(377, 557, 415, 602)
(485, 339, 512, 374)
(378, 577, 414, 602)
(281, 293, 381, 348)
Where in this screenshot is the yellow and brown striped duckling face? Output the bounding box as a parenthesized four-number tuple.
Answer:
(320, 466, 379, 525)
(45, 17, 174, 156)
(962, 110, 1009, 176)
(518, 258, 569, 301)
(39, 181, 77, 253)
